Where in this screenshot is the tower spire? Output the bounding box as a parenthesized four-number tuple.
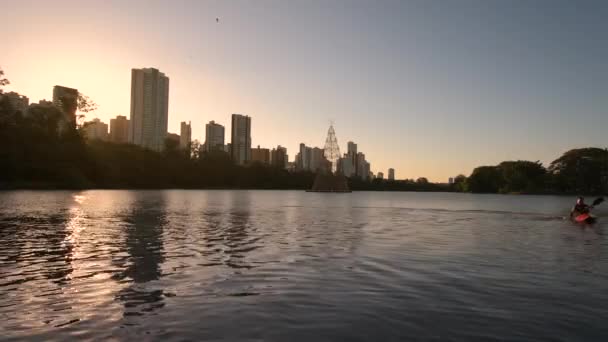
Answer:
(323, 124, 341, 173)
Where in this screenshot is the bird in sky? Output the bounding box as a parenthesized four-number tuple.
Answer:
(216, 17, 219, 23)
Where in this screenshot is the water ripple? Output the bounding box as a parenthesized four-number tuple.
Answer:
(1, 190, 607, 341)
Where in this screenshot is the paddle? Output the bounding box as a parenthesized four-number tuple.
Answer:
(591, 197, 604, 208)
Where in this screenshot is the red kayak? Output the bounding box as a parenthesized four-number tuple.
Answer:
(574, 213, 597, 224)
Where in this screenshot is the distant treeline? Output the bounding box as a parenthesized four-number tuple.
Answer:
(1, 85, 606, 193)
(450, 150, 608, 195)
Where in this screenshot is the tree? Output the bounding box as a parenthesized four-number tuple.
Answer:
(75, 93, 98, 127)
(467, 166, 502, 193)
(416, 177, 428, 184)
(498, 160, 546, 194)
(0, 67, 9, 90)
(189, 139, 201, 159)
(453, 174, 468, 192)
(549, 148, 608, 194)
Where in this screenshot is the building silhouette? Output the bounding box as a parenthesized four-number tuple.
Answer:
(347, 141, 358, 175)
(271, 145, 288, 168)
(296, 144, 326, 172)
(129, 68, 169, 152)
(204, 120, 225, 152)
(377, 172, 384, 180)
(53, 85, 78, 125)
(180, 121, 191, 150)
(251, 145, 270, 164)
(110, 115, 130, 143)
(297, 143, 311, 170)
(1, 92, 29, 114)
(388, 168, 395, 181)
(356, 152, 370, 180)
(84, 118, 108, 141)
(231, 114, 251, 165)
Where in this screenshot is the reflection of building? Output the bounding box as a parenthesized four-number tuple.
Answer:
(53, 85, 78, 124)
(180, 121, 191, 150)
(129, 68, 169, 152)
(388, 168, 395, 181)
(251, 145, 270, 164)
(114, 192, 166, 316)
(1, 91, 29, 113)
(84, 118, 109, 141)
(204, 120, 225, 152)
(110, 115, 130, 143)
(271, 145, 288, 168)
(231, 114, 251, 165)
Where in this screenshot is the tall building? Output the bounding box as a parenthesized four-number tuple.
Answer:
(231, 114, 251, 165)
(296, 144, 326, 172)
(346, 141, 359, 176)
(310, 147, 326, 172)
(53, 85, 78, 124)
(129, 68, 169, 152)
(338, 157, 355, 177)
(251, 145, 270, 164)
(204, 120, 225, 152)
(297, 143, 311, 170)
(388, 168, 395, 181)
(110, 115, 130, 143)
(180, 121, 192, 150)
(271, 145, 288, 168)
(1, 92, 29, 114)
(84, 118, 108, 141)
(377, 172, 384, 180)
(356, 152, 370, 181)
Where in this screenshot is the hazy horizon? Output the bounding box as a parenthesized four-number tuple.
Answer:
(4, 0, 608, 181)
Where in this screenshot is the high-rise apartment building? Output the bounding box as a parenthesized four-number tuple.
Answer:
(53, 85, 78, 124)
(129, 68, 169, 152)
(84, 118, 108, 141)
(388, 168, 395, 181)
(231, 114, 251, 165)
(204, 120, 225, 152)
(180, 121, 192, 150)
(296, 144, 326, 172)
(110, 115, 130, 143)
(356, 152, 370, 181)
(346, 141, 359, 176)
(251, 145, 270, 164)
(271, 145, 288, 168)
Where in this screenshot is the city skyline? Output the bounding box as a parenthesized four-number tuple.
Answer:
(4, 0, 608, 181)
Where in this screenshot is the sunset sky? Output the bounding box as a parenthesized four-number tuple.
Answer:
(4, 0, 608, 181)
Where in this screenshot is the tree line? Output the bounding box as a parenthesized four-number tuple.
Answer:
(450, 150, 608, 195)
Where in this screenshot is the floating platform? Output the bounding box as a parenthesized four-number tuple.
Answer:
(308, 173, 351, 193)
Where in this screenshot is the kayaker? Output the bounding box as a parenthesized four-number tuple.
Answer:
(570, 197, 590, 218)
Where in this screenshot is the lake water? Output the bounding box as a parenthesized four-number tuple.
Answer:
(1, 190, 607, 341)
